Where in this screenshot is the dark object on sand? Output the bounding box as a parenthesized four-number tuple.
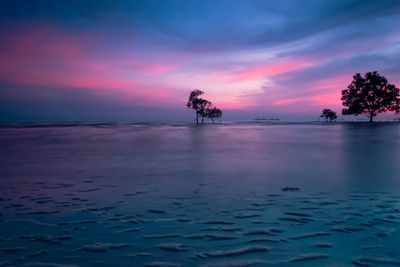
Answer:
(281, 187, 300, 192)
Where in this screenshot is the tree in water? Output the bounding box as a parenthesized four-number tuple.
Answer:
(186, 90, 211, 124)
(320, 108, 337, 122)
(341, 71, 400, 122)
(198, 99, 212, 124)
(205, 107, 222, 123)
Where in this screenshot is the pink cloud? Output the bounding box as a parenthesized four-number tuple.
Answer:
(122, 59, 178, 74)
(219, 60, 314, 82)
(273, 74, 351, 108)
(311, 92, 341, 105)
(0, 25, 372, 115)
(214, 101, 249, 110)
(142, 64, 177, 74)
(306, 75, 351, 106)
(0, 25, 180, 106)
(274, 97, 306, 105)
(273, 93, 340, 108)
(308, 75, 351, 91)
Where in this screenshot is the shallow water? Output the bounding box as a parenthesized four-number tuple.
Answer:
(0, 122, 400, 266)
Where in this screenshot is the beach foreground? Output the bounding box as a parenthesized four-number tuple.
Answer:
(1, 122, 400, 266)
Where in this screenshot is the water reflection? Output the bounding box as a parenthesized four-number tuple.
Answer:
(1, 123, 400, 266)
(341, 123, 400, 192)
(1, 123, 400, 196)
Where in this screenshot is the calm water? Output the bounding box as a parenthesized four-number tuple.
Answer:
(0, 122, 400, 266)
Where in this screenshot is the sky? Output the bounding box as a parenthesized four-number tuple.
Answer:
(1, 0, 400, 122)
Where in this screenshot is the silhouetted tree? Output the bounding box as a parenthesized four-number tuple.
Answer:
(199, 99, 212, 124)
(205, 107, 222, 123)
(186, 90, 211, 124)
(341, 71, 400, 122)
(320, 108, 337, 122)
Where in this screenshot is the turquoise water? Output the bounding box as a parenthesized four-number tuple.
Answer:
(0, 122, 400, 266)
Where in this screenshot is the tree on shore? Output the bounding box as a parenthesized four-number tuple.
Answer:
(320, 108, 337, 122)
(341, 71, 400, 122)
(205, 107, 222, 123)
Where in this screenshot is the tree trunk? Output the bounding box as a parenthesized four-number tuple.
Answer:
(370, 111, 373, 123)
(201, 115, 204, 124)
(196, 113, 199, 124)
(211, 117, 215, 123)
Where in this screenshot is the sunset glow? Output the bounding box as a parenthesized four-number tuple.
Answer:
(1, 1, 400, 121)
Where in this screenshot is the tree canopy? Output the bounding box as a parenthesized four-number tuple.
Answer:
(320, 108, 337, 122)
(205, 107, 222, 123)
(186, 90, 222, 124)
(341, 71, 400, 122)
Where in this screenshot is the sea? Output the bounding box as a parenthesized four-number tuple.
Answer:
(1, 121, 400, 266)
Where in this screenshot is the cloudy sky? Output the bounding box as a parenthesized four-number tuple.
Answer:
(1, 0, 400, 121)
